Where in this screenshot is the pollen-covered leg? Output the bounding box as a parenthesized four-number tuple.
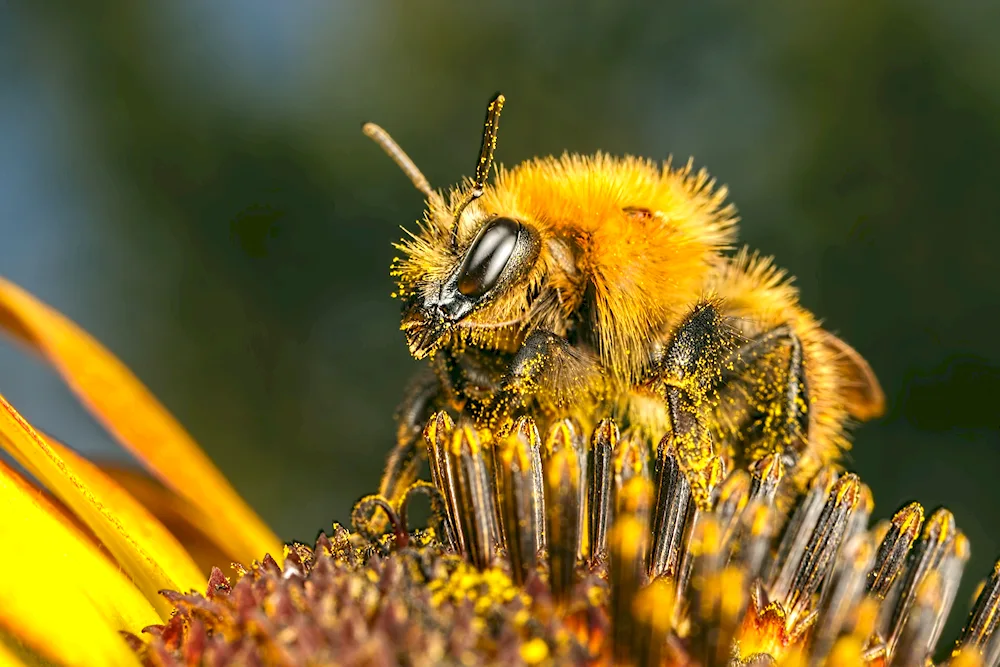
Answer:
(488, 329, 603, 428)
(646, 302, 743, 486)
(715, 324, 811, 473)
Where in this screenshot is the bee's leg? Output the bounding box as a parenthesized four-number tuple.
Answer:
(717, 324, 810, 472)
(490, 329, 602, 427)
(647, 303, 743, 477)
(376, 369, 443, 523)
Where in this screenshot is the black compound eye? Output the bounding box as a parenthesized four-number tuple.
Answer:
(457, 217, 521, 298)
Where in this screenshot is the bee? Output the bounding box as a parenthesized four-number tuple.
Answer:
(364, 94, 884, 508)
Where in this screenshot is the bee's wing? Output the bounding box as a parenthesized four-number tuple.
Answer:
(820, 331, 886, 421)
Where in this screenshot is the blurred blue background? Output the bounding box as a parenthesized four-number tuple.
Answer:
(1, 0, 999, 638)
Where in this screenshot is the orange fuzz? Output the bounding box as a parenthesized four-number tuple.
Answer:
(366, 93, 884, 504)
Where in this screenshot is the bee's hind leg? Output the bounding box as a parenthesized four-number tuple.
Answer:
(717, 324, 811, 478)
(650, 307, 817, 504)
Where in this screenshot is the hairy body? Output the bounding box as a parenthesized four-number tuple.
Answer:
(368, 98, 883, 509)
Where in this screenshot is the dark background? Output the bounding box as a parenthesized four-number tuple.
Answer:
(1, 0, 998, 641)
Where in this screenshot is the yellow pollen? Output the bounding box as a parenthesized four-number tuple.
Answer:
(520, 638, 550, 665)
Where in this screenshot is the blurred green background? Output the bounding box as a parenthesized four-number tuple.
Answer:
(1, 0, 999, 640)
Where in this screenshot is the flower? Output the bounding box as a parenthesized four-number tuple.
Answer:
(0, 277, 281, 665)
(0, 277, 998, 666)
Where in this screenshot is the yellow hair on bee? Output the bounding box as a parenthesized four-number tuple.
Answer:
(377, 93, 885, 520)
(419, 153, 739, 383)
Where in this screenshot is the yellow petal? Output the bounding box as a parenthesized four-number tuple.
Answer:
(0, 455, 104, 556)
(99, 465, 233, 576)
(0, 460, 156, 667)
(0, 393, 202, 617)
(48, 435, 208, 589)
(0, 277, 281, 565)
(0, 641, 27, 667)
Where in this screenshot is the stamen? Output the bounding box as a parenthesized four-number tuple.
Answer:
(543, 426, 584, 602)
(649, 436, 693, 580)
(122, 412, 1000, 665)
(516, 417, 547, 553)
(885, 507, 955, 657)
(687, 515, 746, 664)
(632, 579, 676, 667)
(893, 571, 945, 666)
(782, 473, 861, 627)
(675, 456, 726, 607)
(495, 423, 541, 585)
(544, 418, 586, 555)
(612, 432, 650, 525)
(714, 469, 750, 550)
(847, 483, 875, 543)
(768, 467, 838, 601)
(927, 533, 971, 654)
(447, 424, 497, 569)
(734, 500, 778, 581)
(809, 532, 876, 662)
(866, 502, 924, 600)
(955, 558, 1000, 662)
(586, 418, 616, 565)
(609, 478, 653, 664)
(747, 454, 784, 505)
(424, 411, 459, 550)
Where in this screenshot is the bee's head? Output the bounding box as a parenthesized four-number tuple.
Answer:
(397, 212, 541, 358)
(367, 93, 544, 358)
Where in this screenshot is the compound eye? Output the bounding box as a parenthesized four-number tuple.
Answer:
(457, 217, 521, 298)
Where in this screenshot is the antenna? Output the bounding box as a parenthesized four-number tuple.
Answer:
(452, 93, 505, 248)
(363, 122, 442, 206)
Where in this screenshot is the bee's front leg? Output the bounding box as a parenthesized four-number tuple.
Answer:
(376, 369, 443, 516)
(488, 329, 603, 429)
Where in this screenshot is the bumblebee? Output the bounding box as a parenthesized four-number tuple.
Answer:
(364, 94, 884, 507)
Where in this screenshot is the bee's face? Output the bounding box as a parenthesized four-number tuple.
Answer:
(399, 214, 541, 358)
(374, 93, 549, 358)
